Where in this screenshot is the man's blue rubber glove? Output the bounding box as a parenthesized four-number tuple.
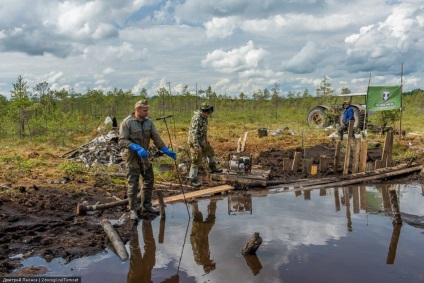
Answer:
(129, 143, 149, 158)
(161, 146, 177, 160)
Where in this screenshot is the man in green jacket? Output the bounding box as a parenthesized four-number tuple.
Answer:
(119, 99, 177, 219)
(187, 102, 222, 187)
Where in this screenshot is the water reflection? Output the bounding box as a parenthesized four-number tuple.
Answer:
(190, 200, 217, 274)
(127, 220, 156, 283)
(386, 224, 402, 264)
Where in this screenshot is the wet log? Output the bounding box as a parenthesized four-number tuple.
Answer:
(101, 218, 129, 261)
(241, 232, 263, 255)
(389, 187, 402, 225)
(155, 181, 193, 190)
(269, 165, 422, 191)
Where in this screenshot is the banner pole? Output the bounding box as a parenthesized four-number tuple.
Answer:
(399, 63, 403, 140)
(363, 73, 372, 136)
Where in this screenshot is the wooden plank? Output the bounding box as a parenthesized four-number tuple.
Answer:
(333, 141, 341, 173)
(359, 140, 368, 172)
(152, 185, 234, 206)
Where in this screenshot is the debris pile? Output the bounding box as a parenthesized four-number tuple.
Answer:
(65, 130, 123, 167)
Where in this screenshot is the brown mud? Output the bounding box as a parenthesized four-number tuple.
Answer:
(1, 142, 423, 275)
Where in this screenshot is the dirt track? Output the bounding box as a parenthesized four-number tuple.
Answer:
(1, 142, 422, 275)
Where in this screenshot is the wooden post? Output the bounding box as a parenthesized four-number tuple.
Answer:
(343, 121, 354, 175)
(334, 188, 340, 212)
(381, 131, 393, 168)
(381, 186, 391, 213)
(386, 224, 401, 264)
(101, 218, 129, 261)
(241, 232, 263, 255)
(304, 189, 311, 200)
(359, 140, 368, 172)
(387, 130, 394, 167)
(351, 139, 361, 174)
(283, 158, 292, 172)
(311, 165, 318, 175)
(157, 190, 166, 220)
(360, 186, 367, 211)
(374, 160, 381, 170)
(292, 152, 302, 172)
(333, 141, 341, 173)
(352, 187, 359, 214)
(421, 166, 424, 177)
(237, 137, 242, 152)
(319, 156, 329, 173)
(344, 187, 352, 232)
(241, 132, 248, 152)
(159, 219, 165, 244)
(302, 159, 313, 174)
(389, 187, 402, 225)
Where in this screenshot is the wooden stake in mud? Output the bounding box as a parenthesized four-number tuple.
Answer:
(389, 187, 402, 225)
(343, 120, 354, 175)
(381, 130, 393, 168)
(359, 140, 368, 172)
(101, 218, 129, 261)
(351, 139, 361, 174)
(333, 141, 341, 173)
(241, 232, 263, 255)
(302, 159, 313, 174)
(292, 152, 302, 172)
(319, 155, 329, 173)
(283, 158, 292, 172)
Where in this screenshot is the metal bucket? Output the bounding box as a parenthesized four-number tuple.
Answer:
(258, 128, 268, 138)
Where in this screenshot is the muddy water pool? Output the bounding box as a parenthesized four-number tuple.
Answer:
(17, 183, 424, 283)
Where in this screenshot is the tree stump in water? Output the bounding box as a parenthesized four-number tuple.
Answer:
(241, 232, 262, 255)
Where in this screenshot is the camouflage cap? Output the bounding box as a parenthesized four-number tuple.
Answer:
(343, 100, 350, 105)
(200, 102, 214, 112)
(134, 99, 149, 109)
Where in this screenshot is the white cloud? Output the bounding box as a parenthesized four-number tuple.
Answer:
(205, 17, 238, 39)
(201, 41, 268, 73)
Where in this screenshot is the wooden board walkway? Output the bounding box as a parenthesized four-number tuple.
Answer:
(152, 185, 234, 206)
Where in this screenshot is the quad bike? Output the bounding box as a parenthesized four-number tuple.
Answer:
(307, 93, 367, 129)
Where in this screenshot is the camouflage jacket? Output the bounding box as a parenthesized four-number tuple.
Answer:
(188, 110, 208, 148)
(118, 114, 165, 159)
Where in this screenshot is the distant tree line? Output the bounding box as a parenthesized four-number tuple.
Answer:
(0, 75, 422, 144)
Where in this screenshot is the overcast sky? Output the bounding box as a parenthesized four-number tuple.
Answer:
(0, 0, 423, 98)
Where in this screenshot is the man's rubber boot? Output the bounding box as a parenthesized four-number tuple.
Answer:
(140, 190, 160, 215)
(129, 210, 138, 220)
(188, 167, 201, 188)
(129, 196, 138, 220)
(209, 162, 223, 173)
(141, 203, 160, 215)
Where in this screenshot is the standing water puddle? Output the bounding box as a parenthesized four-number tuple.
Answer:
(17, 184, 424, 282)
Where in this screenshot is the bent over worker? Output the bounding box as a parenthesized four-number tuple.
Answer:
(119, 99, 176, 219)
(338, 100, 355, 141)
(187, 102, 222, 187)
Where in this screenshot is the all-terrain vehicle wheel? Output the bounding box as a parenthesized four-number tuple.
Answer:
(307, 106, 331, 129)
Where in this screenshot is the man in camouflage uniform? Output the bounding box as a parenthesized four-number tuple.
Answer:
(187, 102, 222, 187)
(119, 100, 177, 219)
